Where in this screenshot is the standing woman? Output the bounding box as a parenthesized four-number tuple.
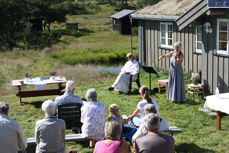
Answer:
(159, 42, 186, 102)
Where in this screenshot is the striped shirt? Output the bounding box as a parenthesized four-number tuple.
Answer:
(35, 116, 66, 153)
(54, 92, 83, 106)
(0, 114, 27, 153)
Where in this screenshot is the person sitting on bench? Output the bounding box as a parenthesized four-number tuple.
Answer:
(54, 80, 83, 106)
(108, 53, 139, 94)
(35, 100, 66, 153)
(135, 113, 175, 153)
(132, 104, 169, 146)
(0, 102, 27, 153)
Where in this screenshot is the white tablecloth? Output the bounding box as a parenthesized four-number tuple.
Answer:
(204, 93, 229, 114)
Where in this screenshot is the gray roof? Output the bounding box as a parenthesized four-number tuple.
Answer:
(132, 0, 201, 17)
(111, 9, 135, 19)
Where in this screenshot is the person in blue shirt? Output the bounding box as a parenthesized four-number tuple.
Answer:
(54, 80, 83, 106)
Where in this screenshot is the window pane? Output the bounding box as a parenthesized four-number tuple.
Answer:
(197, 42, 202, 50)
(161, 32, 165, 37)
(219, 21, 228, 31)
(197, 26, 202, 33)
(197, 34, 202, 41)
(219, 42, 227, 51)
(168, 25, 173, 31)
(161, 24, 165, 31)
(168, 32, 172, 38)
(161, 38, 166, 45)
(168, 39, 173, 46)
(219, 32, 228, 41)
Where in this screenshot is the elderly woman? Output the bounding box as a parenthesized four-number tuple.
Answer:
(35, 100, 66, 153)
(132, 104, 169, 146)
(159, 42, 186, 102)
(81, 88, 106, 147)
(128, 85, 159, 122)
(93, 121, 129, 153)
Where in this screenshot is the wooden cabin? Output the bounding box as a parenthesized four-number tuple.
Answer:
(111, 9, 135, 35)
(131, 0, 229, 94)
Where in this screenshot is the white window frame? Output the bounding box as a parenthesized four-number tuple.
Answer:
(160, 22, 173, 48)
(195, 25, 202, 53)
(217, 19, 229, 55)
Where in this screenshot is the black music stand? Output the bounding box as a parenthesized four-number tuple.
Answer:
(141, 65, 158, 91)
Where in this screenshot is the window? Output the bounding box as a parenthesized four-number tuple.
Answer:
(160, 23, 173, 48)
(196, 25, 202, 53)
(217, 19, 229, 55)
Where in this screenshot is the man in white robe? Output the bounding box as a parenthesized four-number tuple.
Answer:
(108, 53, 140, 93)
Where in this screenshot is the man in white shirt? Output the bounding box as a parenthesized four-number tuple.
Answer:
(108, 53, 140, 93)
(0, 102, 27, 153)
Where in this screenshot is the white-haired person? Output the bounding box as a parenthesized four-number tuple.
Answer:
(128, 85, 159, 123)
(135, 113, 175, 153)
(81, 88, 106, 147)
(93, 121, 129, 153)
(108, 53, 140, 93)
(0, 102, 27, 153)
(54, 80, 83, 106)
(132, 104, 169, 146)
(35, 100, 66, 153)
(159, 42, 186, 103)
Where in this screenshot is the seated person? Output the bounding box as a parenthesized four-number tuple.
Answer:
(108, 53, 139, 94)
(108, 104, 137, 143)
(0, 102, 27, 153)
(108, 104, 124, 130)
(132, 104, 169, 146)
(135, 113, 175, 153)
(35, 100, 66, 153)
(128, 85, 159, 121)
(54, 80, 83, 106)
(81, 88, 106, 147)
(93, 121, 129, 153)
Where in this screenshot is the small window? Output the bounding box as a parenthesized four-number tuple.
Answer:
(217, 19, 229, 55)
(196, 25, 202, 53)
(160, 23, 173, 48)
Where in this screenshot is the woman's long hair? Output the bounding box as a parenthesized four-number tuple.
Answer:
(139, 85, 152, 104)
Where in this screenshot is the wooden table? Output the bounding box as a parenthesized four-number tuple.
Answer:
(204, 93, 229, 130)
(12, 76, 67, 105)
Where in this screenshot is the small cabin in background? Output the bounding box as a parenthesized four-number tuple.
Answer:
(111, 9, 136, 35)
(132, 0, 229, 94)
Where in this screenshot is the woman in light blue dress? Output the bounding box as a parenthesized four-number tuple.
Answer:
(159, 42, 186, 102)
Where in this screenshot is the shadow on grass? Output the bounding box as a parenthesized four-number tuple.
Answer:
(175, 143, 216, 153)
(22, 101, 43, 108)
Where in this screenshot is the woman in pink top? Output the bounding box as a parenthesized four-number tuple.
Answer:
(93, 121, 129, 153)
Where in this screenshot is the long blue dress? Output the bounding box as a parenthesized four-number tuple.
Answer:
(168, 53, 186, 102)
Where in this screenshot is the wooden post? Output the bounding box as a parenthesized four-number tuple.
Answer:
(18, 86, 22, 105)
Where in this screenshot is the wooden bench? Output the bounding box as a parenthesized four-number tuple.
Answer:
(26, 134, 88, 153)
(161, 126, 182, 136)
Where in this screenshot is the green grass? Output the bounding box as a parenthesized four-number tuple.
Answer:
(3, 71, 229, 153)
(50, 31, 138, 65)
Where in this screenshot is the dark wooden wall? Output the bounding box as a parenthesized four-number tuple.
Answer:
(138, 15, 229, 94)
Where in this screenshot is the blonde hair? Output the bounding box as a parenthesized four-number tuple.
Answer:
(139, 85, 152, 104)
(108, 104, 122, 120)
(174, 42, 181, 48)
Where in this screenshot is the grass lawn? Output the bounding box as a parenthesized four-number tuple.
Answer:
(3, 71, 229, 153)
